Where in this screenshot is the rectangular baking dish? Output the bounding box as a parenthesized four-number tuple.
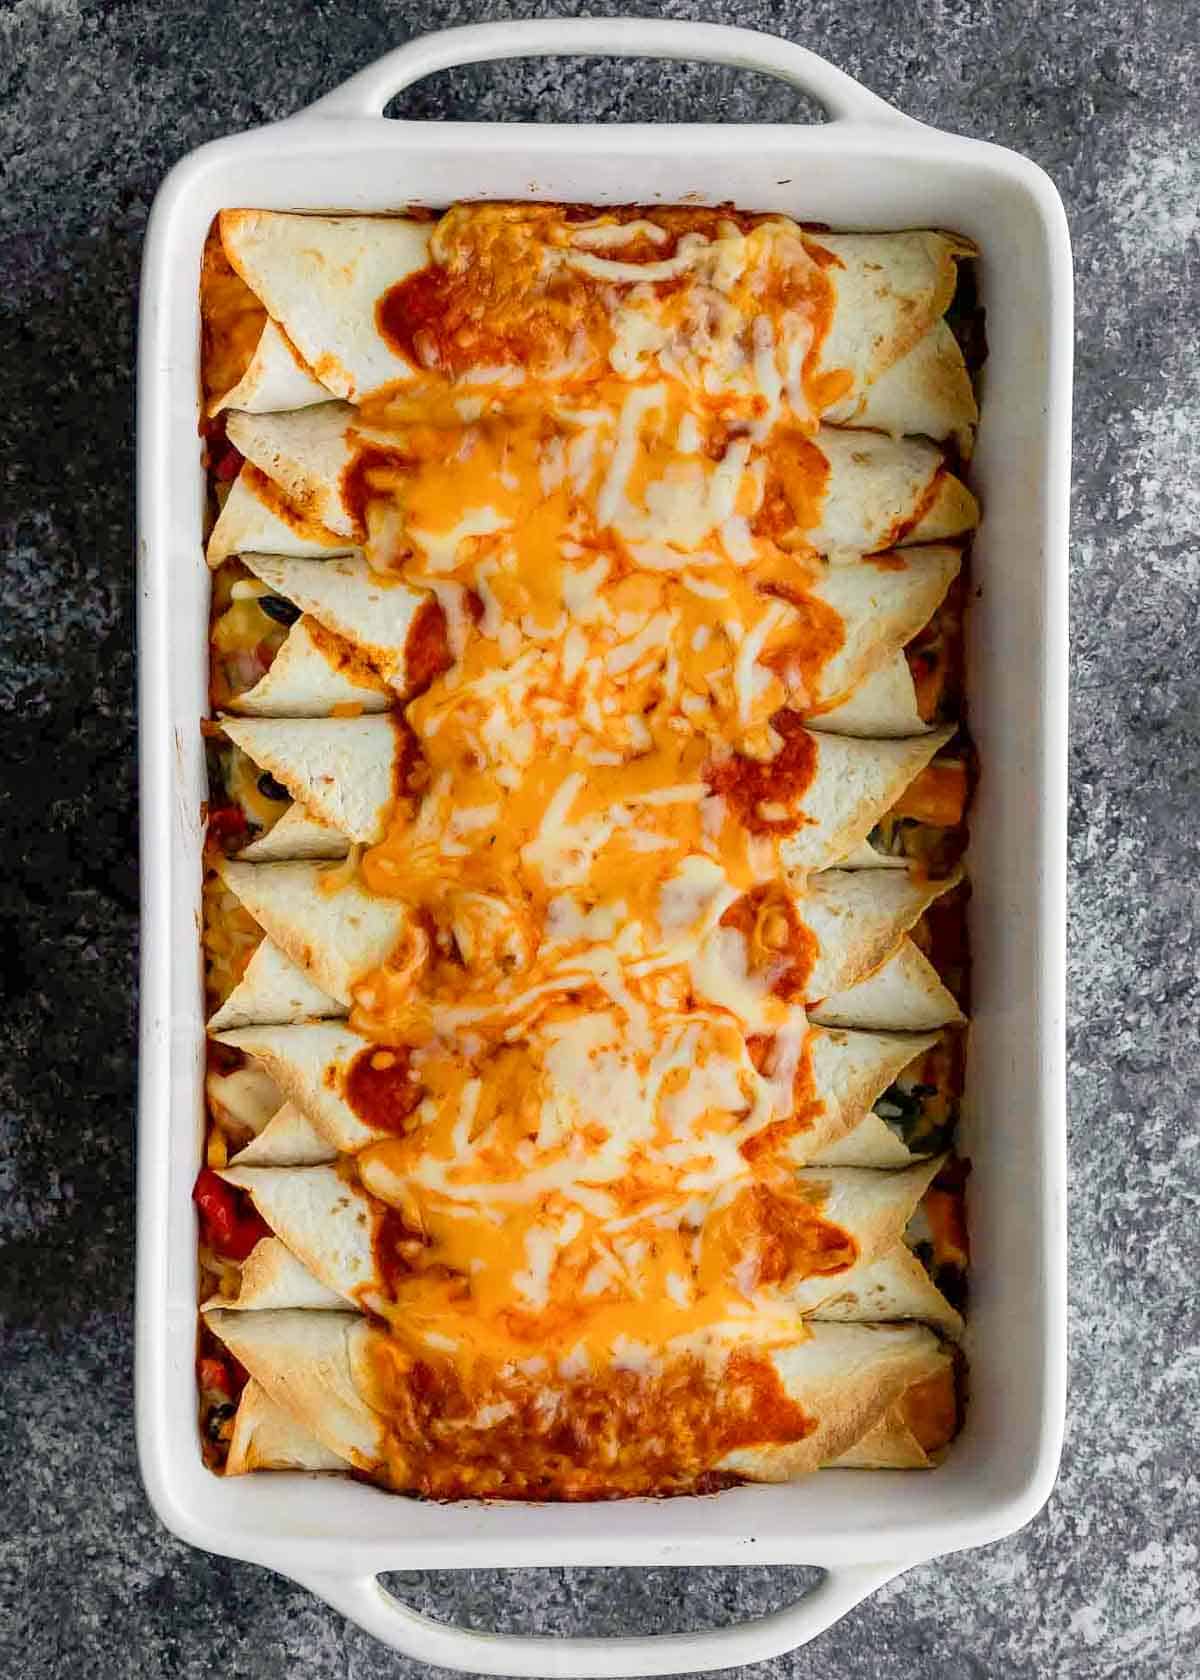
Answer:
(136, 19, 1071, 1675)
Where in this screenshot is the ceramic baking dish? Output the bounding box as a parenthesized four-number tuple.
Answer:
(136, 18, 1071, 1674)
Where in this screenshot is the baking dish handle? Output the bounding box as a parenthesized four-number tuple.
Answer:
(292, 1559, 907, 1675)
(298, 18, 914, 128)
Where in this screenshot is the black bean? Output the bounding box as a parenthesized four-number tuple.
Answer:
(258, 595, 301, 626)
(205, 1402, 235, 1441)
(257, 772, 290, 803)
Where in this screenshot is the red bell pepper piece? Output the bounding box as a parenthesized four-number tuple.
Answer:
(193, 1167, 271, 1262)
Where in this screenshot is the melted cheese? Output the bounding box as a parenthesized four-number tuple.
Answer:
(240, 203, 957, 1482)
(343, 355, 866, 1385)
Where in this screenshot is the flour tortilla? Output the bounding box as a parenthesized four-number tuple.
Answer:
(230, 615, 390, 718)
(214, 858, 408, 1008)
(802, 868, 960, 1001)
(209, 319, 333, 417)
(225, 1380, 347, 1475)
(804, 546, 959, 713)
(830, 1385, 953, 1470)
(212, 1022, 389, 1154)
(225, 403, 361, 537)
(215, 1018, 935, 1163)
(786, 1160, 963, 1336)
(227, 715, 949, 875)
(810, 938, 963, 1032)
(778, 725, 954, 877)
(220, 715, 401, 845)
(239, 554, 433, 693)
(799, 1246, 964, 1338)
(835, 321, 978, 457)
(208, 464, 356, 568)
(202, 1236, 347, 1313)
(239, 803, 351, 863)
(803, 429, 978, 561)
(215, 212, 973, 431)
(206, 1308, 384, 1469)
(225, 402, 976, 560)
(791, 1027, 941, 1163)
(235, 543, 953, 723)
(206, 1308, 951, 1485)
(223, 1368, 950, 1475)
(230, 1101, 338, 1169)
(207, 934, 344, 1033)
(812, 230, 975, 409)
(219, 1165, 382, 1310)
(808, 1112, 930, 1170)
(216, 1158, 942, 1326)
(219, 211, 432, 403)
(810, 653, 927, 738)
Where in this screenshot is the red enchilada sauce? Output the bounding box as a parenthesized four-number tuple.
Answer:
(719, 885, 819, 1000)
(706, 709, 819, 835)
(367, 1343, 819, 1501)
(344, 1044, 423, 1136)
(375, 203, 839, 402)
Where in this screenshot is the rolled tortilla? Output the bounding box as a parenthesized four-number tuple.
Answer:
(206, 1308, 953, 1488)
(206, 1063, 337, 1167)
(216, 211, 433, 404)
(810, 653, 927, 739)
(213, 211, 974, 434)
(236, 546, 956, 732)
(211, 1022, 390, 1154)
(212, 858, 409, 1009)
(230, 1101, 337, 1169)
(213, 1017, 938, 1162)
(831, 320, 978, 458)
(809, 1114, 929, 1171)
(800, 868, 960, 1001)
(202, 1235, 348, 1312)
(219, 715, 402, 845)
(809, 230, 976, 426)
(796, 1028, 942, 1162)
(216, 1156, 960, 1335)
(801, 429, 978, 561)
(223, 1369, 952, 1474)
(785, 1162, 963, 1335)
(776, 725, 953, 876)
(200, 231, 334, 417)
(212, 318, 331, 416)
(809, 938, 963, 1032)
(800, 547, 960, 714)
(211, 857, 954, 1031)
(207, 1309, 382, 1469)
(239, 803, 350, 863)
(217, 1164, 383, 1308)
(799, 1245, 963, 1338)
(225, 402, 977, 561)
(228, 615, 390, 718)
(208, 934, 344, 1033)
(226, 1380, 347, 1474)
(237, 555, 443, 695)
(225, 403, 361, 537)
(208, 464, 357, 568)
(224, 709, 952, 872)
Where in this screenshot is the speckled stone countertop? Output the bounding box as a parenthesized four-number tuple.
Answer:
(3, 1, 1198, 1675)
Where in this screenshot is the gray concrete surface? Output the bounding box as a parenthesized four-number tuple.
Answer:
(2, 0, 1197, 1675)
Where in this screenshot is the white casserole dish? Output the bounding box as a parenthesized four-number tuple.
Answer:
(136, 19, 1071, 1674)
